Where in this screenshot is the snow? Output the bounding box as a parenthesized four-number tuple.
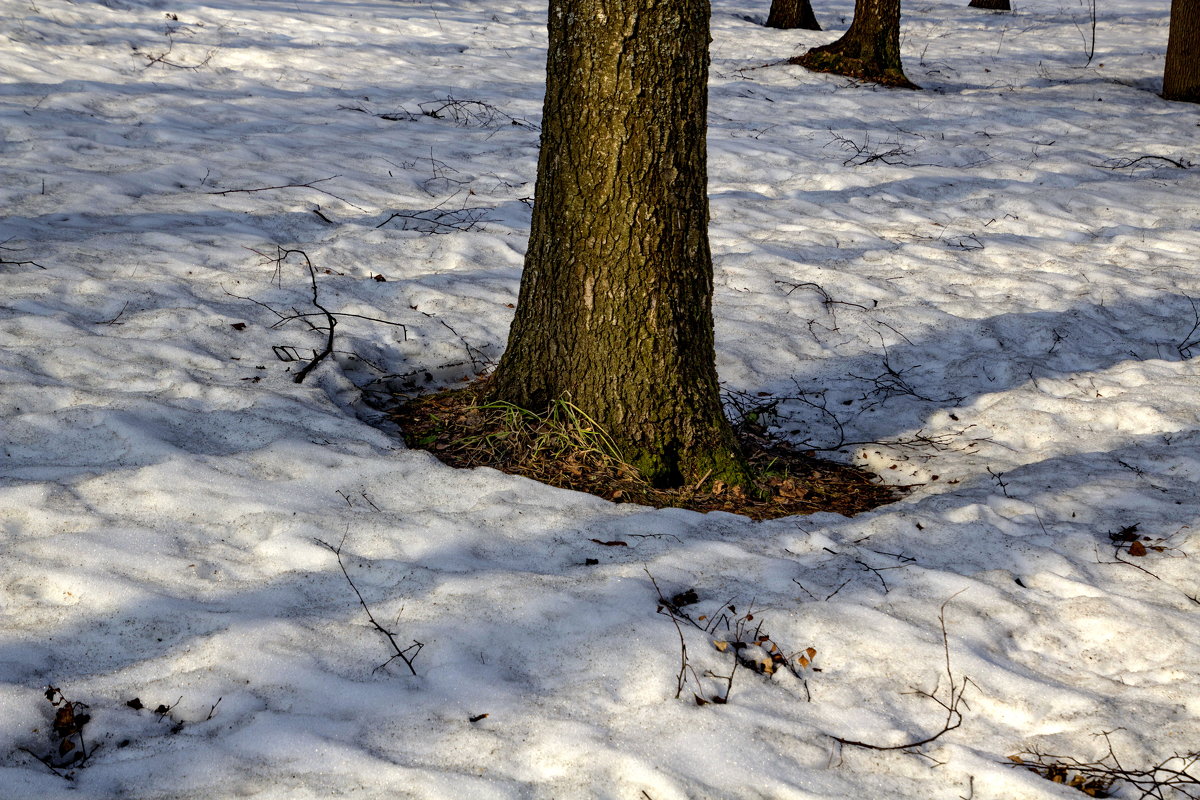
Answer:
(2, 0, 1200, 796)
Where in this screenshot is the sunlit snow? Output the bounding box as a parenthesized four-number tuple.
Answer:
(2, 0, 1199, 797)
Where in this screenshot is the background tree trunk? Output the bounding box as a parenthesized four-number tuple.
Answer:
(488, 0, 749, 489)
(791, 0, 918, 88)
(766, 0, 821, 30)
(1164, 0, 1200, 102)
(967, 0, 1011, 10)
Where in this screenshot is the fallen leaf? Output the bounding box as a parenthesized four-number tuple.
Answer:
(53, 706, 80, 738)
(1128, 540, 1147, 557)
(230, 322, 247, 330)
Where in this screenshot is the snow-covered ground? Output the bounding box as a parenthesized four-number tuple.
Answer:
(3, 0, 1199, 796)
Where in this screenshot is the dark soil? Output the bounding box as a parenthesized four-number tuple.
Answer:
(386, 379, 903, 520)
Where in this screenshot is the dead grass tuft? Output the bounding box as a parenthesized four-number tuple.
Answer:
(387, 380, 901, 520)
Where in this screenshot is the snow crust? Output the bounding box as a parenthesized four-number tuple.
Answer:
(2, 0, 1199, 796)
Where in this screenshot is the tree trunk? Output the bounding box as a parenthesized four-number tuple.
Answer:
(791, 0, 918, 88)
(767, 0, 821, 30)
(488, 0, 749, 489)
(1164, 0, 1200, 102)
(967, 0, 1011, 10)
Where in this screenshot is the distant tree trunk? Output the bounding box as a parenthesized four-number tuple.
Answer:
(488, 0, 750, 489)
(791, 0, 918, 88)
(967, 0, 1010, 10)
(767, 0, 821, 30)
(1164, 0, 1200, 102)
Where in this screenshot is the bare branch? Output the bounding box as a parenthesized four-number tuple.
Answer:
(1096, 154, 1193, 171)
(833, 594, 973, 753)
(316, 536, 422, 676)
(207, 176, 368, 212)
(0, 238, 47, 269)
(1009, 730, 1200, 799)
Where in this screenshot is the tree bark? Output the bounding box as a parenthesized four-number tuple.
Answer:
(766, 0, 821, 30)
(791, 0, 918, 88)
(967, 0, 1011, 10)
(1164, 0, 1200, 102)
(488, 0, 749, 489)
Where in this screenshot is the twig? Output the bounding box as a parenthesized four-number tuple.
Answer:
(774, 280, 870, 311)
(19, 747, 73, 780)
(646, 571, 708, 701)
(97, 301, 130, 325)
(135, 37, 214, 71)
(826, 130, 925, 167)
(233, 247, 409, 382)
(792, 578, 818, 601)
(833, 594, 974, 752)
(286, 250, 336, 384)
(1096, 544, 1163, 581)
(849, 343, 964, 410)
(375, 206, 492, 233)
(987, 467, 1011, 498)
(154, 696, 182, 720)
(1178, 296, 1200, 359)
(1009, 730, 1200, 799)
(853, 557, 903, 593)
(824, 577, 852, 601)
(0, 238, 47, 269)
(408, 305, 493, 372)
(316, 535, 422, 675)
(418, 96, 539, 131)
(204, 698, 222, 721)
(23, 686, 97, 778)
(208, 176, 368, 213)
(1097, 155, 1193, 171)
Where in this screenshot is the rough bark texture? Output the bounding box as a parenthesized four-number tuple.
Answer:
(967, 0, 1011, 10)
(766, 0, 821, 30)
(791, 0, 918, 89)
(1164, 0, 1200, 102)
(488, 0, 749, 488)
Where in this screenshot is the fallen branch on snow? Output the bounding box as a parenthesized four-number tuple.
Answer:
(317, 535, 423, 676)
